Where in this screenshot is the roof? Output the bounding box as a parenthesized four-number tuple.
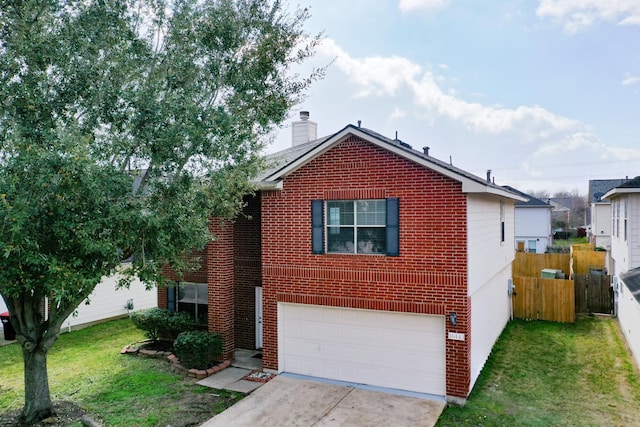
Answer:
(255, 124, 526, 201)
(588, 179, 626, 203)
(548, 197, 573, 210)
(503, 186, 552, 208)
(620, 267, 640, 305)
(602, 176, 640, 200)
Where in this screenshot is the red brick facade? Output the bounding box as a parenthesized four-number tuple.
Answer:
(233, 194, 262, 349)
(260, 136, 472, 399)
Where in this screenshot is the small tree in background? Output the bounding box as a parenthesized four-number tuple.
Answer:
(0, 0, 322, 424)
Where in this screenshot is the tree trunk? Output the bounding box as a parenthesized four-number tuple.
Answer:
(20, 345, 53, 425)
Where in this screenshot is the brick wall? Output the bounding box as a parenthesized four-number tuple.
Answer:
(261, 135, 471, 399)
(207, 219, 235, 360)
(233, 194, 262, 349)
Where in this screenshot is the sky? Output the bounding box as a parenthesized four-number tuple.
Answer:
(268, 0, 640, 195)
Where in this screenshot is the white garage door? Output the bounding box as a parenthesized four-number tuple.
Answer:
(278, 303, 446, 396)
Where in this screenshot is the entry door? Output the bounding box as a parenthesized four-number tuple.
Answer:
(255, 287, 263, 349)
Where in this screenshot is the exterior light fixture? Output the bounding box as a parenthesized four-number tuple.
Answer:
(449, 312, 457, 326)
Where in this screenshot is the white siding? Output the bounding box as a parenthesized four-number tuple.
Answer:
(467, 194, 516, 296)
(61, 273, 157, 331)
(618, 281, 640, 369)
(470, 265, 511, 389)
(592, 203, 612, 249)
(630, 195, 640, 270)
(611, 195, 640, 276)
(514, 206, 551, 253)
(466, 194, 514, 393)
(1, 273, 155, 333)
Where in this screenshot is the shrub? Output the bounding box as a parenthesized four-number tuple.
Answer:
(130, 308, 197, 341)
(173, 331, 222, 369)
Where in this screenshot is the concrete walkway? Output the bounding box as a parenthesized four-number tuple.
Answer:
(200, 375, 445, 427)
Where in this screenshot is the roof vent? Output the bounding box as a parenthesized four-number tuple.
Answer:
(486, 169, 492, 183)
(423, 146, 430, 155)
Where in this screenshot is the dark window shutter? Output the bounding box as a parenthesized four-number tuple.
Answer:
(312, 200, 324, 254)
(167, 285, 176, 313)
(386, 198, 399, 256)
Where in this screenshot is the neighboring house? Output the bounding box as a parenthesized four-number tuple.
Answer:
(603, 176, 640, 368)
(0, 269, 156, 335)
(159, 114, 525, 404)
(617, 268, 640, 368)
(503, 186, 553, 253)
(603, 176, 640, 276)
(588, 179, 626, 249)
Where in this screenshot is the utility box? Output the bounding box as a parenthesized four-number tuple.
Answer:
(541, 269, 561, 279)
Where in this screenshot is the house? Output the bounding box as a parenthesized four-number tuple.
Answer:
(159, 114, 526, 404)
(588, 179, 626, 249)
(503, 186, 553, 253)
(603, 176, 640, 368)
(617, 268, 640, 368)
(1, 270, 157, 337)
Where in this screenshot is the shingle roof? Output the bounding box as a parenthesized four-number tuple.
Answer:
(256, 124, 526, 201)
(602, 176, 640, 200)
(588, 179, 626, 203)
(620, 267, 640, 305)
(617, 176, 640, 188)
(502, 186, 551, 208)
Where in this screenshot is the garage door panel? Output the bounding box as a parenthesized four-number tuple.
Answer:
(279, 303, 446, 396)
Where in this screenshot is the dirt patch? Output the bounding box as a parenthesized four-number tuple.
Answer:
(0, 392, 240, 427)
(0, 401, 88, 427)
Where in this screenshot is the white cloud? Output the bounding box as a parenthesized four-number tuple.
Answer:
(536, 0, 640, 33)
(622, 74, 640, 86)
(317, 39, 421, 98)
(317, 38, 579, 141)
(399, 0, 451, 13)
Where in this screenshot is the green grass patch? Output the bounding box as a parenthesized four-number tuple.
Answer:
(437, 317, 640, 426)
(0, 318, 242, 426)
(552, 237, 589, 247)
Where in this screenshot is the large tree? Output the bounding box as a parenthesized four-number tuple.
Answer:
(0, 0, 321, 424)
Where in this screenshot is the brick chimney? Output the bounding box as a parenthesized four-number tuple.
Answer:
(291, 111, 317, 146)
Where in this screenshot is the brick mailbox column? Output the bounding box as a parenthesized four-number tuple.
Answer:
(207, 219, 235, 361)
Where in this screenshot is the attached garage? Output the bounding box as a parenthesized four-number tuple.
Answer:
(277, 303, 446, 396)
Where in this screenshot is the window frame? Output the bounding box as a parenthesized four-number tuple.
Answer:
(326, 199, 387, 255)
(311, 198, 399, 256)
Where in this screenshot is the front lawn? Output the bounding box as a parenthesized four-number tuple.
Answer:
(437, 317, 640, 426)
(0, 318, 242, 426)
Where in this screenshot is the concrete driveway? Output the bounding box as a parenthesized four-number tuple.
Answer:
(200, 375, 445, 427)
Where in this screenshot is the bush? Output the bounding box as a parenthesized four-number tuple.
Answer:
(130, 308, 197, 341)
(173, 331, 222, 369)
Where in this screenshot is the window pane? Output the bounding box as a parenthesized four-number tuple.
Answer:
(327, 227, 355, 253)
(356, 200, 386, 225)
(327, 201, 354, 226)
(177, 283, 208, 325)
(357, 227, 386, 254)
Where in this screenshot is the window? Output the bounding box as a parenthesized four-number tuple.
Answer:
(623, 197, 628, 241)
(168, 282, 208, 325)
(312, 198, 399, 256)
(500, 200, 505, 243)
(527, 240, 537, 253)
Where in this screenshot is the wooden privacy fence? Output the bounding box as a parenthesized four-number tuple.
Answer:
(512, 252, 570, 277)
(512, 277, 575, 323)
(571, 250, 607, 275)
(574, 274, 613, 314)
